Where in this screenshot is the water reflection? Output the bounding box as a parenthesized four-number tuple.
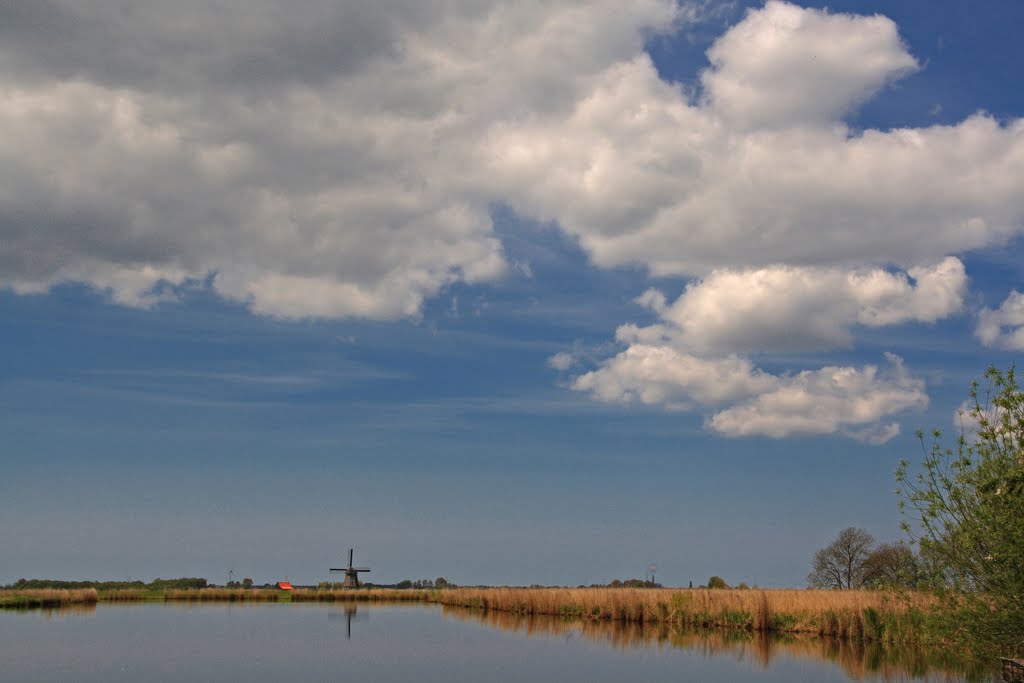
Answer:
(30, 603, 98, 619)
(441, 606, 997, 682)
(327, 605, 368, 639)
(2, 603, 1001, 682)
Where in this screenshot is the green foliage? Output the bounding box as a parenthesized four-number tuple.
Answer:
(611, 578, 661, 588)
(9, 577, 207, 591)
(770, 613, 798, 631)
(149, 577, 208, 590)
(862, 607, 884, 640)
(707, 576, 728, 589)
(11, 578, 146, 590)
(862, 542, 921, 589)
(897, 365, 1024, 657)
(721, 610, 751, 627)
(670, 592, 691, 613)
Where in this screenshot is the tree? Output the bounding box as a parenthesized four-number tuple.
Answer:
(807, 527, 875, 589)
(897, 365, 1024, 656)
(862, 542, 919, 589)
(707, 576, 728, 589)
(242, 578, 253, 589)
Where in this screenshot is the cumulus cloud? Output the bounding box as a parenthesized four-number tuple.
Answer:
(572, 347, 777, 407)
(574, 350, 926, 443)
(701, 0, 919, 129)
(2, 1, 1022, 320)
(707, 355, 926, 442)
(484, 4, 1024, 277)
(976, 291, 1024, 350)
(567, 258, 957, 441)
(0, 0, 683, 318)
(1, 1, 1020, 439)
(616, 258, 967, 354)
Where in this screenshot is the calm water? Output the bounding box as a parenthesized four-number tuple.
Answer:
(0, 603, 995, 682)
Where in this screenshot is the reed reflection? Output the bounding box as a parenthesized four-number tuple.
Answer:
(441, 606, 996, 682)
(37, 603, 98, 620)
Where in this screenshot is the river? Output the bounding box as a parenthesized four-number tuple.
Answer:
(0, 603, 996, 682)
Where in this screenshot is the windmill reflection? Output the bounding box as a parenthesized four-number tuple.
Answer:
(327, 605, 366, 640)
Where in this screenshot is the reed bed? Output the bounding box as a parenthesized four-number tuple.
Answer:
(0, 588, 99, 608)
(429, 588, 931, 644)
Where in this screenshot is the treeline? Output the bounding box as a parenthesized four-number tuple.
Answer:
(807, 528, 924, 591)
(8, 577, 208, 591)
(317, 577, 454, 590)
(583, 579, 662, 589)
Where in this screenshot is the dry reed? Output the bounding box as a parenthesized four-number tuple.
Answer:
(429, 588, 930, 643)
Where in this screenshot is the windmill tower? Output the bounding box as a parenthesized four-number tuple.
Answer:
(330, 548, 371, 588)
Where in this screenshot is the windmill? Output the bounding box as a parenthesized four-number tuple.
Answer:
(648, 563, 657, 585)
(330, 548, 371, 588)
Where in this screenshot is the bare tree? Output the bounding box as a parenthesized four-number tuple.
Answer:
(807, 527, 876, 589)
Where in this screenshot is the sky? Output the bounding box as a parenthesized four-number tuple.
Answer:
(1, 0, 1022, 589)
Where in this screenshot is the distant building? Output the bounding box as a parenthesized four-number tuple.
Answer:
(276, 581, 294, 591)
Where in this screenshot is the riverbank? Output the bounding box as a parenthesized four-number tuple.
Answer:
(1, 586, 930, 644)
(427, 587, 931, 644)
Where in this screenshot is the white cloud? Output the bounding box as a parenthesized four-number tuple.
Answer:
(976, 291, 1024, 350)
(707, 355, 926, 442)
(616, 258, 966, 354)
(2, 1, 1022, 320)
(485, 6, 1024, 277)
(0, 0, 683, 318)
(701, 1, 919, 130)
(574, 350, 925, 442)
(572, 346, 776, 407)
(0, 1, 1018, 443)
(569, 258, 955, 441)
(547, 352, 576, 371)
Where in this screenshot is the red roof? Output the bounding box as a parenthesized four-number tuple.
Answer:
(276, 581, 294, 590)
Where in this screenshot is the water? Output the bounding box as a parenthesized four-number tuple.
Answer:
(0, 603, 994, 682)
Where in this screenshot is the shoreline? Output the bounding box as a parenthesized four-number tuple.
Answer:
(1, 586, 933, 645)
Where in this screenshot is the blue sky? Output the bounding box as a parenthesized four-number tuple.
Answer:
(1, 0, 1022, 588)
